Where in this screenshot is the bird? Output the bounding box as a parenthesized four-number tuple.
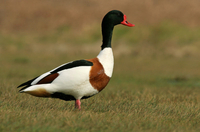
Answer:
(17, 10, 134, 110)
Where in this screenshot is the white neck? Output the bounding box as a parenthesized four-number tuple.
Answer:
(97, 48, 114, 77)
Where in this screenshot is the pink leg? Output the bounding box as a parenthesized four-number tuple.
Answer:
(75, 99, 81, 110)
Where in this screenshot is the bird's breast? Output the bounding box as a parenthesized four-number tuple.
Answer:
(87, 58, 110, 92)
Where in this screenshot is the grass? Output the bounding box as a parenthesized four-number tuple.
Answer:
(1, 72, 200, 132)
(1, 3, 200, 131)
(1, 31, 200, 132)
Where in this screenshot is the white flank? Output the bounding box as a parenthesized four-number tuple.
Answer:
(22, 66, 99, 99)
(53, 66, 99, 99)
(97, 47, 114, 77)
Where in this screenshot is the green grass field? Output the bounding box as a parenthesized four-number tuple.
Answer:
(1, 1, 200, 131)
(1, 22, 200, 132)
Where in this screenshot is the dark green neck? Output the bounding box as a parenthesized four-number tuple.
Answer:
(101, 23, 114, 50)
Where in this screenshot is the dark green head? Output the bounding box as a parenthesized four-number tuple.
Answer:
(102, 10, 134, 27)
(101, 10, 134, 49)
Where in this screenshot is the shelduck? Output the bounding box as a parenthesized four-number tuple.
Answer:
(17, 10, 134, 110)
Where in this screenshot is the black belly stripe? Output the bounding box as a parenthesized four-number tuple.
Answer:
(51, 92, 94, 101)
(51, 92, 76, 101)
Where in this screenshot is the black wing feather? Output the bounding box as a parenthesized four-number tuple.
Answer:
(51, 60, 93, 73)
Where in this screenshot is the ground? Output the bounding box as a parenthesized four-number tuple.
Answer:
(0, 0, 200, 131)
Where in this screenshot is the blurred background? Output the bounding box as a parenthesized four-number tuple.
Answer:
(1, 0, 200, 55)
(1, 0, 200, 85)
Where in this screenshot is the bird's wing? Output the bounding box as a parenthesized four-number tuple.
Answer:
(17, 60, 93, 91)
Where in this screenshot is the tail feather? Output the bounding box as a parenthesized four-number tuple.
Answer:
(17, 76, 39, 92)
(19, 90, 25, 93)
(18, 86, 29, 93)
(17, 76, 38, 88)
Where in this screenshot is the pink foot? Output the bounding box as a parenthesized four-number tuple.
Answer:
(75, 100, 81, 110)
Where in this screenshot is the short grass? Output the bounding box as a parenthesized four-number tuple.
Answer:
(1, 22, 200, 132)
